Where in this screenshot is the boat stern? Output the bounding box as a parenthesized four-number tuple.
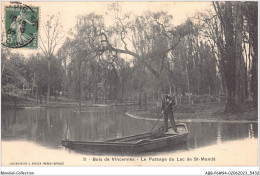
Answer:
(61, 139, 72, 148)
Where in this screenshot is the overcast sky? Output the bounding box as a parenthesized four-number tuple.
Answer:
(1, 1, 212, 56)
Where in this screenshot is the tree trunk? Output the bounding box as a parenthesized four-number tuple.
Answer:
(185, 62, 190, 93)
(36, 86, 38, 105)
(250, 26, 258, 106)
(39, 90, 42, 104)
(222, 2, 237, 112)
(245, 1, 257, 106)
(47, 58, 51, 106)
(234, 2, 243, 106)
(63, 58, 68, 96)
(78, 99, 82, 113)
(243, 40, 248, 99)
(121, 69, 125, 103)
(251, 48, 257, 106)
(222, 2, 246, 112)
(247, 41, 252, 99)
(144, 92, 147, 110)
(13, 96, 17, 108)
(138, 91, 142, 109)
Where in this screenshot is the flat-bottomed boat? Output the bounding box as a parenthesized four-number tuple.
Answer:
(61, 123, 188, 153)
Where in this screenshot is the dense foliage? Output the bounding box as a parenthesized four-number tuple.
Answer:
(1, 2, 257, 112)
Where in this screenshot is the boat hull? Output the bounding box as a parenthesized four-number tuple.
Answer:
(61, 123, 188, 153)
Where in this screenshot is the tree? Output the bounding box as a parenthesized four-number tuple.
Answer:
(97, 9, 193, 91)
(57, 38, 71, 96)
(1, 47, 11, 77)
(26, 53, 64, 104)
(39, 14, 63, 106)
(1, 52, 28, 106)
(243, 2, 258, 106)
(198, 1, 258, 112)
(62, 13, 105, 105)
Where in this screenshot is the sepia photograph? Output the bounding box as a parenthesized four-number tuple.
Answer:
(1, 0, 258, 175)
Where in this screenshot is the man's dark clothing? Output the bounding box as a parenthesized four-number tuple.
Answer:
(162, 95, 175, 113)
(162, 95, 177, 132)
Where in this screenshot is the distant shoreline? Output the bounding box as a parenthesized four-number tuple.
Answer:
(125, 111, 257, 123)
(125, 103, 258, 123)
(1, 102, 139, 110)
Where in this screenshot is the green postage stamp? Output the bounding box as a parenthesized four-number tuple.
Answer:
(4, 3, 39, 48)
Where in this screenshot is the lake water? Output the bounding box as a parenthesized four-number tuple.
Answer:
(1, 105, 258, 166)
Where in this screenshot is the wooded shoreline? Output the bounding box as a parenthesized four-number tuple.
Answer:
(2, 2, 258, 114)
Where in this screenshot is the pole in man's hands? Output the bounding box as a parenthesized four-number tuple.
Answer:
(150, 100, 171, 131)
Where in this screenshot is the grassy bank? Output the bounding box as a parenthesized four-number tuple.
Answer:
(126, 103, 257, 122)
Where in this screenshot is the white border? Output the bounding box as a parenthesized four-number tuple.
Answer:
(0, 0, 259, 175)
(1, 166, 259, 175)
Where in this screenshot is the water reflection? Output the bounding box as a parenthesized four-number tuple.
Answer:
(249, 124, 255, 139)
(217, 123, 222, 145)
(1, 106, 258, 153)
(185, 122, 258, 149)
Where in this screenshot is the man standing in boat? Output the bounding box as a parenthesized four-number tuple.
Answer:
(162, 90, 178, 133)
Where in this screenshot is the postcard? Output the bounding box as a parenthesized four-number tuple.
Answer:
(1, 1, 258, 175)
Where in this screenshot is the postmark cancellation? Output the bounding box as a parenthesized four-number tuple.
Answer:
(3, 2, 39, 49)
